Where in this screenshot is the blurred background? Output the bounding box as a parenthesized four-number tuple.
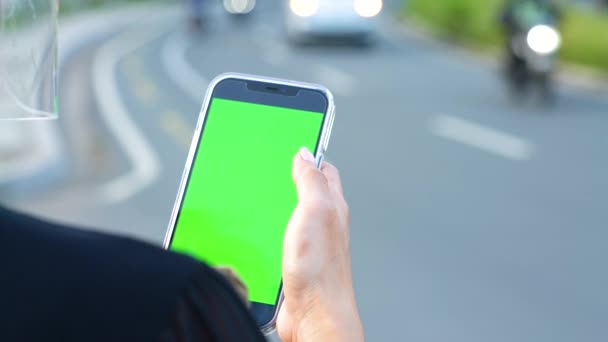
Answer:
(1, 0, 607, 341)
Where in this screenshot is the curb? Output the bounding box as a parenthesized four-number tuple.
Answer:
(391, 16, 608, 96)
(0, 3, 173, 195)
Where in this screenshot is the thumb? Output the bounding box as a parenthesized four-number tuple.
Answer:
(292, 148, 329, 201)
(277, 305, 294, 342)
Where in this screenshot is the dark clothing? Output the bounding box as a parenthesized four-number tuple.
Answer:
(0, 206, 266, 342)
(500, 0, 561, 34)
(499, 0, 561, 82)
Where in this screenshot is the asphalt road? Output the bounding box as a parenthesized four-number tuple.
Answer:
(3, 2, 608, 341)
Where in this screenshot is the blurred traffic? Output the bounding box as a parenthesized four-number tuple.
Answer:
(500, 0, 562, 104)
(1, 0, 607, 341)
(286, 0, 382, 44)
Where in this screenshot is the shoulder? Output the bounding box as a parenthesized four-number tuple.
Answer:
(0, 207, 205, 341)
(1, 206, 200, 288)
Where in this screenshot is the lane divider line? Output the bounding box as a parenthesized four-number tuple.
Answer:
(431, 115, 534, 161)
(92, 26, 167, 204)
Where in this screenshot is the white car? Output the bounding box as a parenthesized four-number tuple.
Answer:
(286, 0, 383, 44)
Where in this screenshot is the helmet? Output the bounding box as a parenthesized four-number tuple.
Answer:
(0, 0, 59, 120)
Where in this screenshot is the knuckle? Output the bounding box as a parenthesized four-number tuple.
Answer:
(322, 162, 340, 180)
(321, 161, 336, 173)
(300, 166, 325, 184)
(329, 163, 341, 178)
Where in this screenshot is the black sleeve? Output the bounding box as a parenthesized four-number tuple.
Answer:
(160, 264, 268, 342)
(0, 206, 267, 342)
(499, 3, 512, 28)
(550, 3, 562, 23)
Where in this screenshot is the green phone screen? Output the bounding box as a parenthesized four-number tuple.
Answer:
(170, 97, 325, 305)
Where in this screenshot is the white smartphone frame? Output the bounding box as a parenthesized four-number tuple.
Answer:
(163, 72, 335, 335)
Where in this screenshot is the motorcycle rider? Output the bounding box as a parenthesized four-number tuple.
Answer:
(500, 0, 562, 94)
(501, 0, 561, 39)
(187, 0, 206, 30)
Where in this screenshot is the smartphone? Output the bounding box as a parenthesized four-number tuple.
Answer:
(163, 73, 335, 334)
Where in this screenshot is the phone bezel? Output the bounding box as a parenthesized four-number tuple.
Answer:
(162, 72, 335, 335)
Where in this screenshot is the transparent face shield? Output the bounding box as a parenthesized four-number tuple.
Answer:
(0, 0, 58, 121)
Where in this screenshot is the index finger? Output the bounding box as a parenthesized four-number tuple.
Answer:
(320, 161, 344, 197)
(292, 148, 330, 201)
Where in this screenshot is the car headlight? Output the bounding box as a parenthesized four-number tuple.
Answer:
(224, 0, 256, 14)
(354, 0, 383, 18)
(527, 25, 561, 55)
(290, 0, 319, 17)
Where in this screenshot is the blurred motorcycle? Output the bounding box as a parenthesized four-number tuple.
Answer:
(187, 0, 208, 30)
(505, 22, 561, 104)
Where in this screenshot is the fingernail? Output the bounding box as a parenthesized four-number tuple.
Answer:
(299, 147, 315, 163)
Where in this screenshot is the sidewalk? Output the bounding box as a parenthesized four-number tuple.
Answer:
(0, 3, 173, 194)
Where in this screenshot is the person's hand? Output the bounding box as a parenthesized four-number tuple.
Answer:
(277, 148, 364, 342)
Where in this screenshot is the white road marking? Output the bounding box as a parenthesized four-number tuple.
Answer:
(314, 65, 356, 96)
(161, 31, 209, 102)
(431, 115, 534, 161)
(92, 26, 166, 203)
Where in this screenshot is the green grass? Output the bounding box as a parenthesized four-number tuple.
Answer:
(404, 0, 608, 72)
(59, 0, 163, 15)
(561, 9, 608, 70)
(406, 0, 503, 47)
